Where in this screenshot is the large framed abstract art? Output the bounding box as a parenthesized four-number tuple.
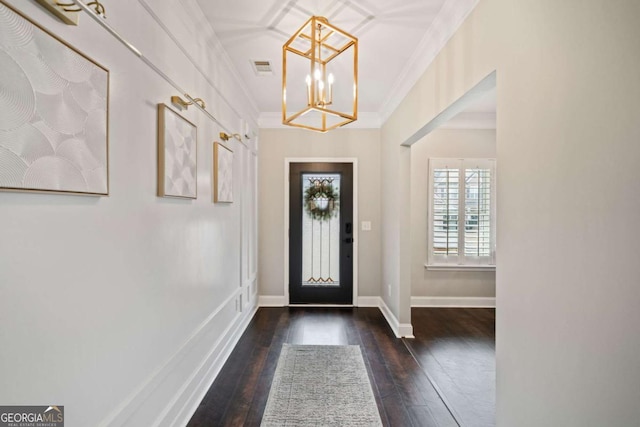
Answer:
(213, 142, 233, 203)
(157, 103, 197, 199)
(0, 1, 110, 196)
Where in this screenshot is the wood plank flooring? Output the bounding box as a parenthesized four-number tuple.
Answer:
(405, 308, 496, 427)
(187, 307, 495, 427)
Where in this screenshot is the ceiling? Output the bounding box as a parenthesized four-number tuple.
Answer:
(196, 0, 483, 124)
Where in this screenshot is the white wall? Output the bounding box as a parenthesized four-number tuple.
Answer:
(257, 128, 382, 301)
(383, 0, 640, 425)
(380, 124, 413, 331)
(411, 129, 496, 300)
(0, 1, 258, 426)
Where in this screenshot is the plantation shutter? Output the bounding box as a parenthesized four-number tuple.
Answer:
(429, 159, 460, 265)
(462, 159, 495, 265)
(428, 158, 496, 268)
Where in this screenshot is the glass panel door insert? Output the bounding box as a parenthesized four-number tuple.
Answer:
(302, 173, 341, 287)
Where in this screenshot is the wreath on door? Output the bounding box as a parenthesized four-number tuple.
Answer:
(304, 179, 339, 221)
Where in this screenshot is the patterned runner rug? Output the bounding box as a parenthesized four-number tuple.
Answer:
(261, 344, 382, 426)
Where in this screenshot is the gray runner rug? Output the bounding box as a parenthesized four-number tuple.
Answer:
(261, 344, 383, 426)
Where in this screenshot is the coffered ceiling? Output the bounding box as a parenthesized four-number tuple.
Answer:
(195, 0, 481, 125)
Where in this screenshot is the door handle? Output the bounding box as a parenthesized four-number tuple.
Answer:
(344, 237, 354, 244)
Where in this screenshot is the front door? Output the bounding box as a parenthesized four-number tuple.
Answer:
(289, 162, 353, 304)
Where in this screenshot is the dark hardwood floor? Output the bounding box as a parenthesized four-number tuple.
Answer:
(187, 307, 495, 427)
(405, 308, 496, 427)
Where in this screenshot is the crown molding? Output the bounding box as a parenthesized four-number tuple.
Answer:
(378, 0, 480, 125)
(258, 112, 382, 130)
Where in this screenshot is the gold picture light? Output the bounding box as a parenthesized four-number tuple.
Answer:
(35, 0, 106, 25)
(56, 0, 105, 17)
(171, 95, 206, 111)
(219, 132, 242, 142)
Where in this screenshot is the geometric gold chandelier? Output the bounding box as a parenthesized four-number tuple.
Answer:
(282, 16, 358, 132)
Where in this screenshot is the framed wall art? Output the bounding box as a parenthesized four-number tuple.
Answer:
(0, 1, 110, 196)
(157, 103, 197, 199)
(213, 142, 233, 203)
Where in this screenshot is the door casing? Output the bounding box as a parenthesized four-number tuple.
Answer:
(284, 158, 358, 305)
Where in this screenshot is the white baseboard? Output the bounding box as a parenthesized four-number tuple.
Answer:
(170, 304, 258, 427)
(398, 323, 415, 338)
(257, 295, 416, 338)
(411, 296, 496, 308)
(258, 295, 287, 307)
(289, 304, 354, 308)
(259, 295, 381, 307)
(357, 296, 382, 307)
(97, 291, 258, 427)
(378, 297, 415, 339)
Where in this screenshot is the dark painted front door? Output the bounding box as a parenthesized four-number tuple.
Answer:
(289, 162, 353, 304)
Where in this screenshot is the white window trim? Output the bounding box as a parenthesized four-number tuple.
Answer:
(426, 158, 496, 270)
(425, 263, 495, 272)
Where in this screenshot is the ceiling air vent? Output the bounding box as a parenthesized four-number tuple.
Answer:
(251, 60, 273, 76)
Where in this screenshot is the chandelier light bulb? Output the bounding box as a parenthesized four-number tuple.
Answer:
(314, 68, 322, 81)
(327, 73, 334, 104)
(318, 80, 325, 103)
(305, 75, 312, 105)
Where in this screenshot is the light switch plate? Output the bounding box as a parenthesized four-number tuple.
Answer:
(35, 0, 80, 25)
(361, 221, 372, 231)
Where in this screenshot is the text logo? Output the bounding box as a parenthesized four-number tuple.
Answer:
(0, 406, 64, 427)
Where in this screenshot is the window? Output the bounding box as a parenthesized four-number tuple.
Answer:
(428, 158, 496, 269)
